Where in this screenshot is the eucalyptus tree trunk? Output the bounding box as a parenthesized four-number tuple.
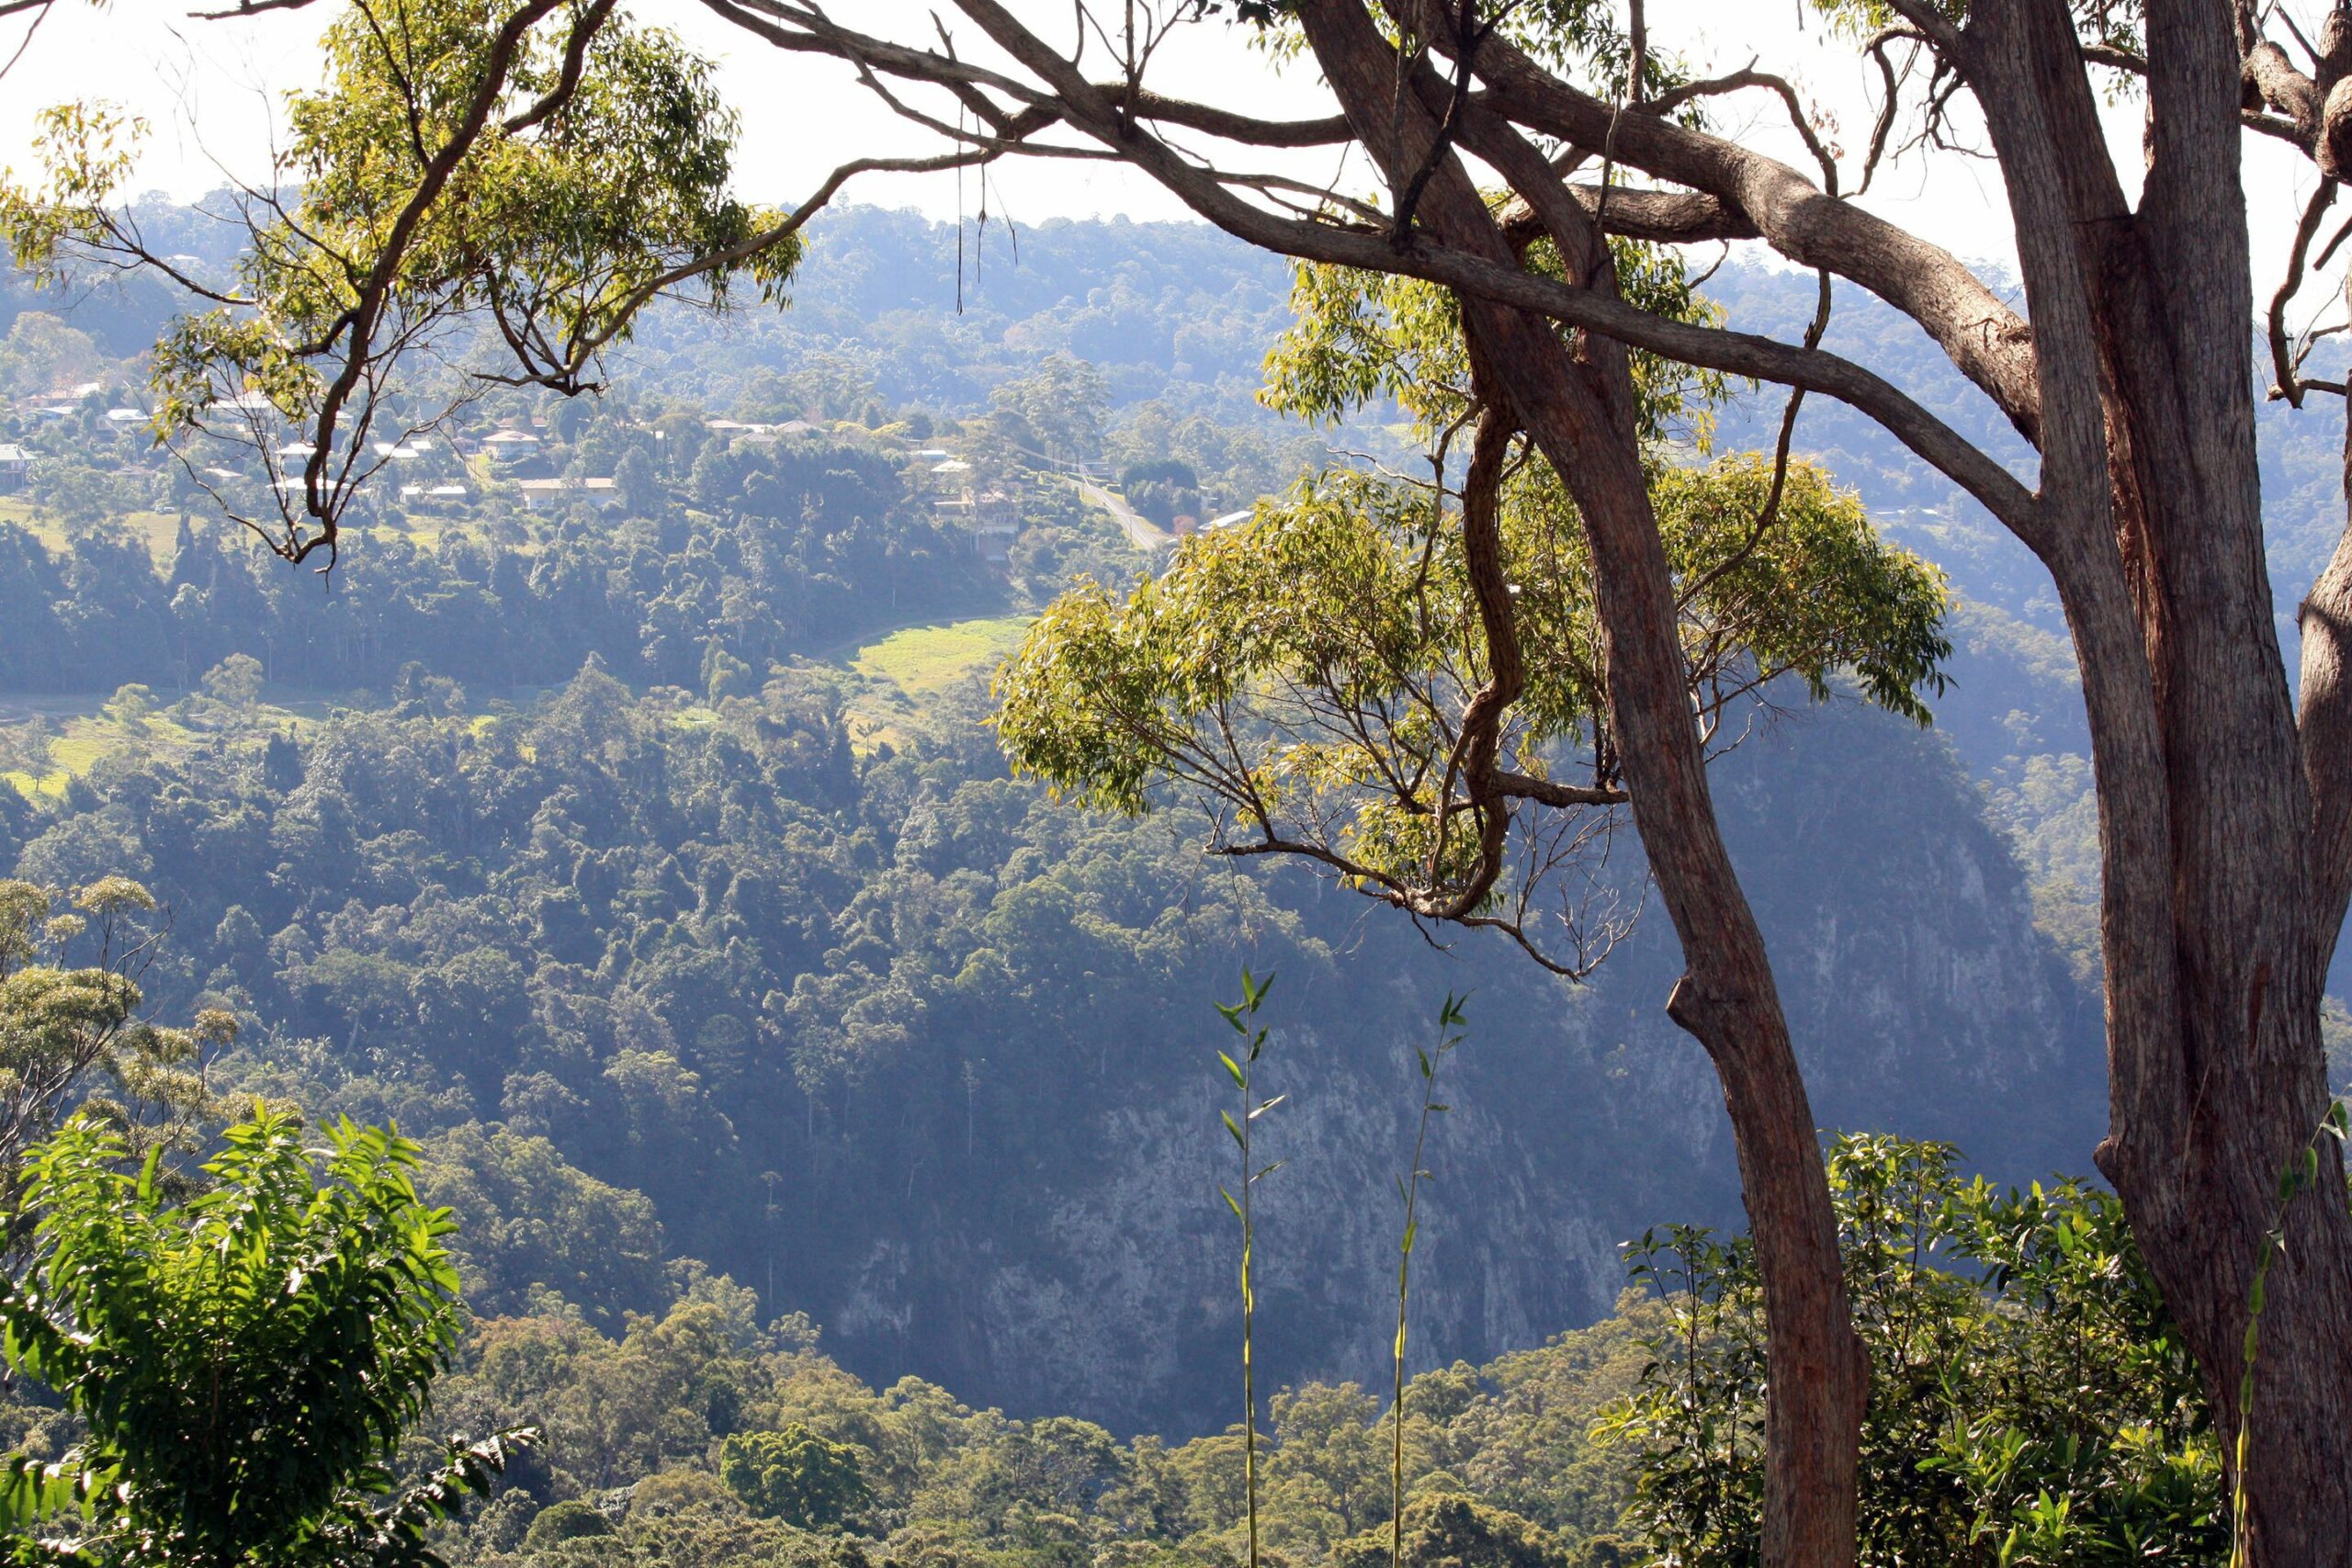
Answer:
(1292, 6, 1869, 1562)
(1962, 5, 2352, 1560)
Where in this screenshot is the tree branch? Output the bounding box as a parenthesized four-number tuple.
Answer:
(2269, 176, 2339, 406)
(1393, 0, 2042, 444)
(277, 0, 569, 567)
(717, 3, 2037, 547)
(502, 0, 616, 134)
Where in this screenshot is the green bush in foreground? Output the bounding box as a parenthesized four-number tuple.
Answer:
(1603, 1134, 2222, 1566)
(0, 1106, 530, 1567)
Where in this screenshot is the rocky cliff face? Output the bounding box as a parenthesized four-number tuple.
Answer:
(791, 701, 2103, 1437)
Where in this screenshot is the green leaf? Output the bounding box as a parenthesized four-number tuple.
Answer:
(0, 1452, 88, 1527)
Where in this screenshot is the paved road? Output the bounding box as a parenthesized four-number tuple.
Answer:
(1075, 478, 1172, 552)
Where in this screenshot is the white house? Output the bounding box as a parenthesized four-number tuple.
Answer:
(481, 429, 541, 465)
(516, 476, 621, 512)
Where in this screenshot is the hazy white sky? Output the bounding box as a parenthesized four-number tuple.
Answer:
(0, 1, 2329, 296)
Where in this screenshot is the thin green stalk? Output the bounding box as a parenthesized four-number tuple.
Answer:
(1391, 993, 1465, 1568)
(2230, 1099, 2349, 1568)
(1216, 968, 1282, 1568)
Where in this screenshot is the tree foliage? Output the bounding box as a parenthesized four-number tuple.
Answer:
(0, 1105, 531, 1567)
(1600, 1135, 2222, 1566)
(719, 1426, 875, 1530)
(0, 876, 223, 1210)
(2, 0, 804, 562)
(996, 256, 1948, 970)
(997, 457, 1945, 812)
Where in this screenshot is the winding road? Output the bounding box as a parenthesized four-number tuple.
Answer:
(1074, 477, 1173, 552)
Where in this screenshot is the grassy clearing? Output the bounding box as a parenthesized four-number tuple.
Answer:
(1, 718, 134, 801)
(0, 698, 311, 801)
(18, 511, 186, 566)
(44, 730, 117, 774)
(843, 615, 1034, 757)
(0, 769, 68, 798)
(6, 503, 459, 563)
(851, 615, 1033, 702)
(354, 520, 461, 551)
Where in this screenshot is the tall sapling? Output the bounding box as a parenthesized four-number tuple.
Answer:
(1216, 968, 1282, 1568)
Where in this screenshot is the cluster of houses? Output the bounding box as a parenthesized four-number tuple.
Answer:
(1179, 509, 1253, 537)
(2, 382, 145, 494)
(1, 381, 1212, 570)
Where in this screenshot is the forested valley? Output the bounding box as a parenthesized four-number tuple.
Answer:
(0, 196, 2339, 1568)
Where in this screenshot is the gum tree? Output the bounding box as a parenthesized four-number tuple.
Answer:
(13, 1, 2352, 1563)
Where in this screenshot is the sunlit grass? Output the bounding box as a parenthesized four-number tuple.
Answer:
(851, 615, 1032, 701)
(843, 713, 910, 756)
(10, 505, 183, 566)
(841, 615, 1034, 759)
(0, 698, 307, 799)
(1, 769, 69, 798)
(18, 511, 186, 566)
(45, 732, 116, 774)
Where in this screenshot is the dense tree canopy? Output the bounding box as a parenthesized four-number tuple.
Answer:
(998, 451, 1946, 969)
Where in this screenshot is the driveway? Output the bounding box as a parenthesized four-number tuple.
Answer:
(1074, 479, 1173, 552)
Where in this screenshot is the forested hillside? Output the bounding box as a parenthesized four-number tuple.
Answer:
(0, 649, 2103, 1432)
(0, 199, 2291, 1564)
(0, 205, 2134, 1433)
